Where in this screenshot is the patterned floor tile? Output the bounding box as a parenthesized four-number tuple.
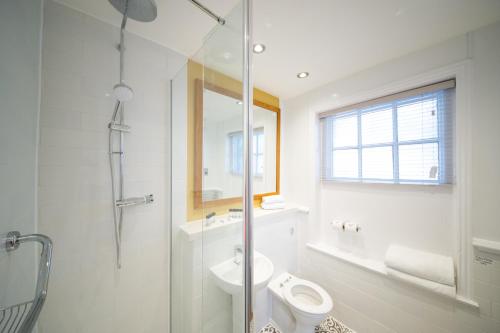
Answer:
(259, 315, 355, 333)
(260, 323, 281, 333)
(315, 316, 355, 333)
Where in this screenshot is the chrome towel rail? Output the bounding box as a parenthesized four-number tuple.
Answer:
(1, 231, 53, 333)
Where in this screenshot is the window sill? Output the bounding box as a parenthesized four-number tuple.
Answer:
(306, 242, 478, 309)
(322, 178, 446, 185)
(321, 179, 453, 191)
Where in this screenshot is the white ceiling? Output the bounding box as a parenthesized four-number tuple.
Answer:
(55, 0, 500, 99)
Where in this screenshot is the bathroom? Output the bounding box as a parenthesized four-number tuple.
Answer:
(1, 0, 500, 332)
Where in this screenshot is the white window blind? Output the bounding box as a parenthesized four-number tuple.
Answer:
(253, 128, 265, 176)
(227, 128, 265, 176)
(228, 131, 243, 175)
(320, 80, 455, 184)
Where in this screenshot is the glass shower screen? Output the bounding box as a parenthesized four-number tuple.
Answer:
(170, 1, 251, 332)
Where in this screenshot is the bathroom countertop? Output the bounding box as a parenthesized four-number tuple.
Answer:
(179, 204, 308, 241)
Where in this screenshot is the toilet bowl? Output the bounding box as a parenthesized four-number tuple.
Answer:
(268, 273, 333, 333)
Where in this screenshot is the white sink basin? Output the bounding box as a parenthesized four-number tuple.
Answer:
(210, 251, 274, 295)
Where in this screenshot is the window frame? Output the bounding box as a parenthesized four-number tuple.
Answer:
(324, 91, 449, 184)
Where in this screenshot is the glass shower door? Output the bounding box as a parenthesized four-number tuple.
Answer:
(170, 1, 248, 333)
(199, 3, 246, 333)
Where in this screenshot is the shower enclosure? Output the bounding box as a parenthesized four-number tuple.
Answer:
(1, 0, 254, 331)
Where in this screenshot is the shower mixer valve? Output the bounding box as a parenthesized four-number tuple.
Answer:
(115, 194, 154, 208)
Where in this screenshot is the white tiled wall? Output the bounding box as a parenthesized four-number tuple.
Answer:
(37, 1, 185, 332)
(473, 249, 500, 321)
(301, 248, 500, 333)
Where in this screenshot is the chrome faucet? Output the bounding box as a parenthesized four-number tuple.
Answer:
(205, 212, 216, 226)
(234, 245, 243, 265)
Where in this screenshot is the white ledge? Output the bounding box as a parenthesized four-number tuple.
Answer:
(307, 243, 387, 275)
(180, 204, 307, 241)
(472, 238, 500, 255)
(306, 242, 479, 309)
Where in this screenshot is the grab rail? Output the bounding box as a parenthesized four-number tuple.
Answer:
(1, 231, 53, 333)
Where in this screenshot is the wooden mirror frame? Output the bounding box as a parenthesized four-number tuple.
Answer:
(194, 79, 281, 209)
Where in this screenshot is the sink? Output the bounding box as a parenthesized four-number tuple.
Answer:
(210, 251, 274, 295)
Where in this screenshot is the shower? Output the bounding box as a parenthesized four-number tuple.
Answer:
(108, 0, 157, 269)
(107, 0, 227, 269)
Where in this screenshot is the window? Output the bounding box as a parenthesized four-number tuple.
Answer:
(228, 128, 265, 176)
(228, 131, 243, 175)
(320, 80, 455, 184)
(253, 128, 265, 176)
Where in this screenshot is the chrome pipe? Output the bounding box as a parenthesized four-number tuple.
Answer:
(109, 101, 125, 269)
(188, 0, 226, 25)
(119, 0, 128, 83)
(242, 0, 254, 331)
(118, 105, 125, 244)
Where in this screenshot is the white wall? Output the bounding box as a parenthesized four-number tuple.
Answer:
(0, 0, 41, 309)
(470, 22, 500, 241)
(37, 1, 185, 332)
(283, 21, 500, 333)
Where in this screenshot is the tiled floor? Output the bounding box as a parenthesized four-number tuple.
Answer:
(259, 316, 355, 333)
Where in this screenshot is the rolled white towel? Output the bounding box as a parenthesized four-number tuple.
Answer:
(386, 268, 456, 299)
(261, 202, 286, 210)
(262, 195, 285, 204)
(385, 245, 455, 286)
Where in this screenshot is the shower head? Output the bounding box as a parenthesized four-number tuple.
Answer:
(113, 83, 134, 102)
(108, 0, 157, 22)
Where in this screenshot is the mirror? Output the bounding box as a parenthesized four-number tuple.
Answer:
(194, 80, 280, 208)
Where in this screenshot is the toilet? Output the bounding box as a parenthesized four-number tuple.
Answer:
(268, 273, 333, 333)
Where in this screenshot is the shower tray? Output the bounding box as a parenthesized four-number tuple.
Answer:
(1, 231, 53, 333)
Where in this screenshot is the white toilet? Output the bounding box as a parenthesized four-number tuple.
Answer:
(268, 273, 333, 333)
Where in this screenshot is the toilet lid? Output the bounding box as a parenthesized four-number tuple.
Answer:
(283, 279, 333, 315)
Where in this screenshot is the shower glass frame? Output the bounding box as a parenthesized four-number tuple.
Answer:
(169, 0, 254, 332)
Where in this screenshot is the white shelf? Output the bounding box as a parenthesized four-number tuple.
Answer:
(472, 238, 500, 255)
(306, 242, 479, 309)
(180, 204, 307, 241)
(306, 243, 386, 275)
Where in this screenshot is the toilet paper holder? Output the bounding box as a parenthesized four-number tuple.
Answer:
(331, 220, 361, 232)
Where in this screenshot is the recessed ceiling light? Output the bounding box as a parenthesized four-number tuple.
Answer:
(236, 101, 243, 105)
(297, 72, 309, 79)
(222, 52, 233, 60)
(253, 43, 266, 54)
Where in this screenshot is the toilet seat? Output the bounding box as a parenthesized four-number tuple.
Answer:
(282, 279, 333, 315)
